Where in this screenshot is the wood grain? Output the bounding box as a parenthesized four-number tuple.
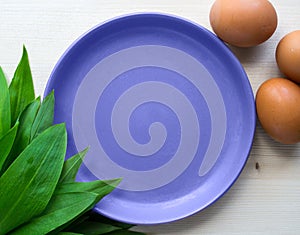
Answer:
(1, 1, 300, 234)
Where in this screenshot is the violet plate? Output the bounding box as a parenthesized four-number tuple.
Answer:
(44, 13, 256, 224)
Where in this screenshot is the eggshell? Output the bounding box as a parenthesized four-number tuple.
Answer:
(209, 0, 277, 47)
(276, 30, 300, 83)
(256, 78, 300, 144)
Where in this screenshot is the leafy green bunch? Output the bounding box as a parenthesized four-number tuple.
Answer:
(0, 47, 144, 235)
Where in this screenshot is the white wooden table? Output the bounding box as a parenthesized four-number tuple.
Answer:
(1, 1, 300, 234)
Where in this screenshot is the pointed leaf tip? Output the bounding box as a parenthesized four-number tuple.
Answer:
(9, 46, 35, 125)
(30, 91, 55, 140)
(59, 147, 89, 184)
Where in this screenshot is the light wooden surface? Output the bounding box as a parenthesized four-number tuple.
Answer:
(1, 0, 300, 234)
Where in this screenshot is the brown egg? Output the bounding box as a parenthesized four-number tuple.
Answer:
(256, 78, 300, 144)
(276, 30, 300, 84)
(209, 0, 277, 47)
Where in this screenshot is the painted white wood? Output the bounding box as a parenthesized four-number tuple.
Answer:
(1, 1, 299, 234)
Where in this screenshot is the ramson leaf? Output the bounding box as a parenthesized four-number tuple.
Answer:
(55, 179, 121, 200)
(46, 179, 120, 234)
(0, 98, 40, 175)
(59, 147, 89, 184)
(11, 192, 99, 235)
(0, 122, 19, 172)
(0, 67, 11, 138)
(9, 46, 35, 125)
(0, 124, 67, 235)
(30, 90, 54, 140)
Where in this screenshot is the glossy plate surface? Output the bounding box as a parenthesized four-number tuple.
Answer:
(45, 13, 256, 224)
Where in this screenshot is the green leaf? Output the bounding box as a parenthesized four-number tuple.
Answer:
(0, 124, 67, 235)
(30, 91, 54, 140)
(0, 121, 19, 172)
(49, 179, 120, 234)
(0, 98, 40, 174)
(59, 147, 89, 184)
(9, 46, 35, 125)
(56, 179, 121, 200)
(47, 212, 89, 235)
(66, 221, 122, 235)
(0, 67, 11, 138)
(11, 192, 99, 235)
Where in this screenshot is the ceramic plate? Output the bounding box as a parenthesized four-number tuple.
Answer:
(45, 13, 256, 224)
